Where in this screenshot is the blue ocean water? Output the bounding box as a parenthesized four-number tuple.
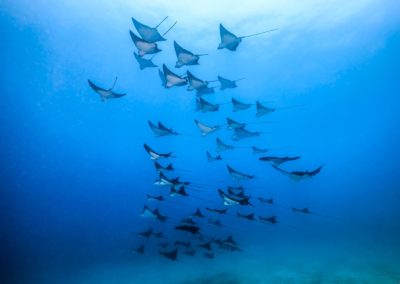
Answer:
(1, 1, 400, 283)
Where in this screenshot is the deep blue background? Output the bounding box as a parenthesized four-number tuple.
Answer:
(1, 1, 400, 282)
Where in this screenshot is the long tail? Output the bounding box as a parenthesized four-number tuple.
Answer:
(111, 77, 118, 90)
(234, 77, 246, 82)
(163, 21, 177, 36)
(241, 28, 279, 39)
(196, 53, 208, 56)
(155, 16, 168, 28)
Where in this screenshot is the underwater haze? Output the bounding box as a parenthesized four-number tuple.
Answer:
(1, 0, 400, 283)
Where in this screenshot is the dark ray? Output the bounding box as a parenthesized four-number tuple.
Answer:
(259, 156, 301, 166)
(159, 248, 178, 261)
(174, 224, 200, 234)
(174, 241, 191, 248)
(138, 227, 153, 238)
(191, 208, 205, 218)
(208, 218, 223, 227)
(204, 252, 215, 259)
(146, 194, 165, 202)
(185, 249, 196, 256)
(133, 244, 145, 255)
(259, 215, 278, 224)
(292, 207, 311, 214)
(258, 197, 274, 205)
(236, 212, 255, 221)
(198, 241, 212, 251)
(205, 207, 228, 214)
(272, 164, 323, 181)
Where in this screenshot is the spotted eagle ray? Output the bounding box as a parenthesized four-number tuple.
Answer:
(292, 207, 310, 214)
(258, 197, 274, 205)
(208, 218, 223, 227)
(226, 118, 246, 129)
(259, 215, 278, 224)
(232, 127, 261, 140)
(236, 212, 255, 221)
(175, 224, 200, 234)
(148, 121, 178, 137)
(252, 146, 269, 155)
(129, 31, 161, 57)
(218, 189, 251, 206)
(144, 144, 174, 160)
(259, 156, 301, 166)
(218, 24, 278, 51)
(187, 71, 207, 90)
(232, 98, 252, 112)
(256, 101, 276, 117)
(216, 137, 234, 152)
(88, 78, 126, 101)
(146, 194, 165, 202)
(204, 252, 215, 259)
(138, 227, 153, 238)
(133, 52, 157, 70)
(174, 41, 207, 68)
(170, 186, 189, 197)
(180, 217, 196, 225)
(196, 86, 216, 96)
(133, 244, 145, 255)
(191, 208, 205, 218)
(158, 69, 167, 87)
(217, 76, 245, 90)
(198, 241, 212, 251)
(205, 207, 228, 214)
(162, 64, 187, 88)
(131, 16, 176, 43)
(228, 188, 248, 199)
(227, 165, 255, 180)
(159, 248, 178, 261)
(227, 186, 245, 193)
(196, 97, 219, 112)
(194, 120, 220, 137)
(154, 161, 174, 172)
(174, 241, 191, 248)
(207, 151, 222, 162)
(140, 205, 167, 222)
(272, 164, 323, 181)
(154, 172, 189, 188)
